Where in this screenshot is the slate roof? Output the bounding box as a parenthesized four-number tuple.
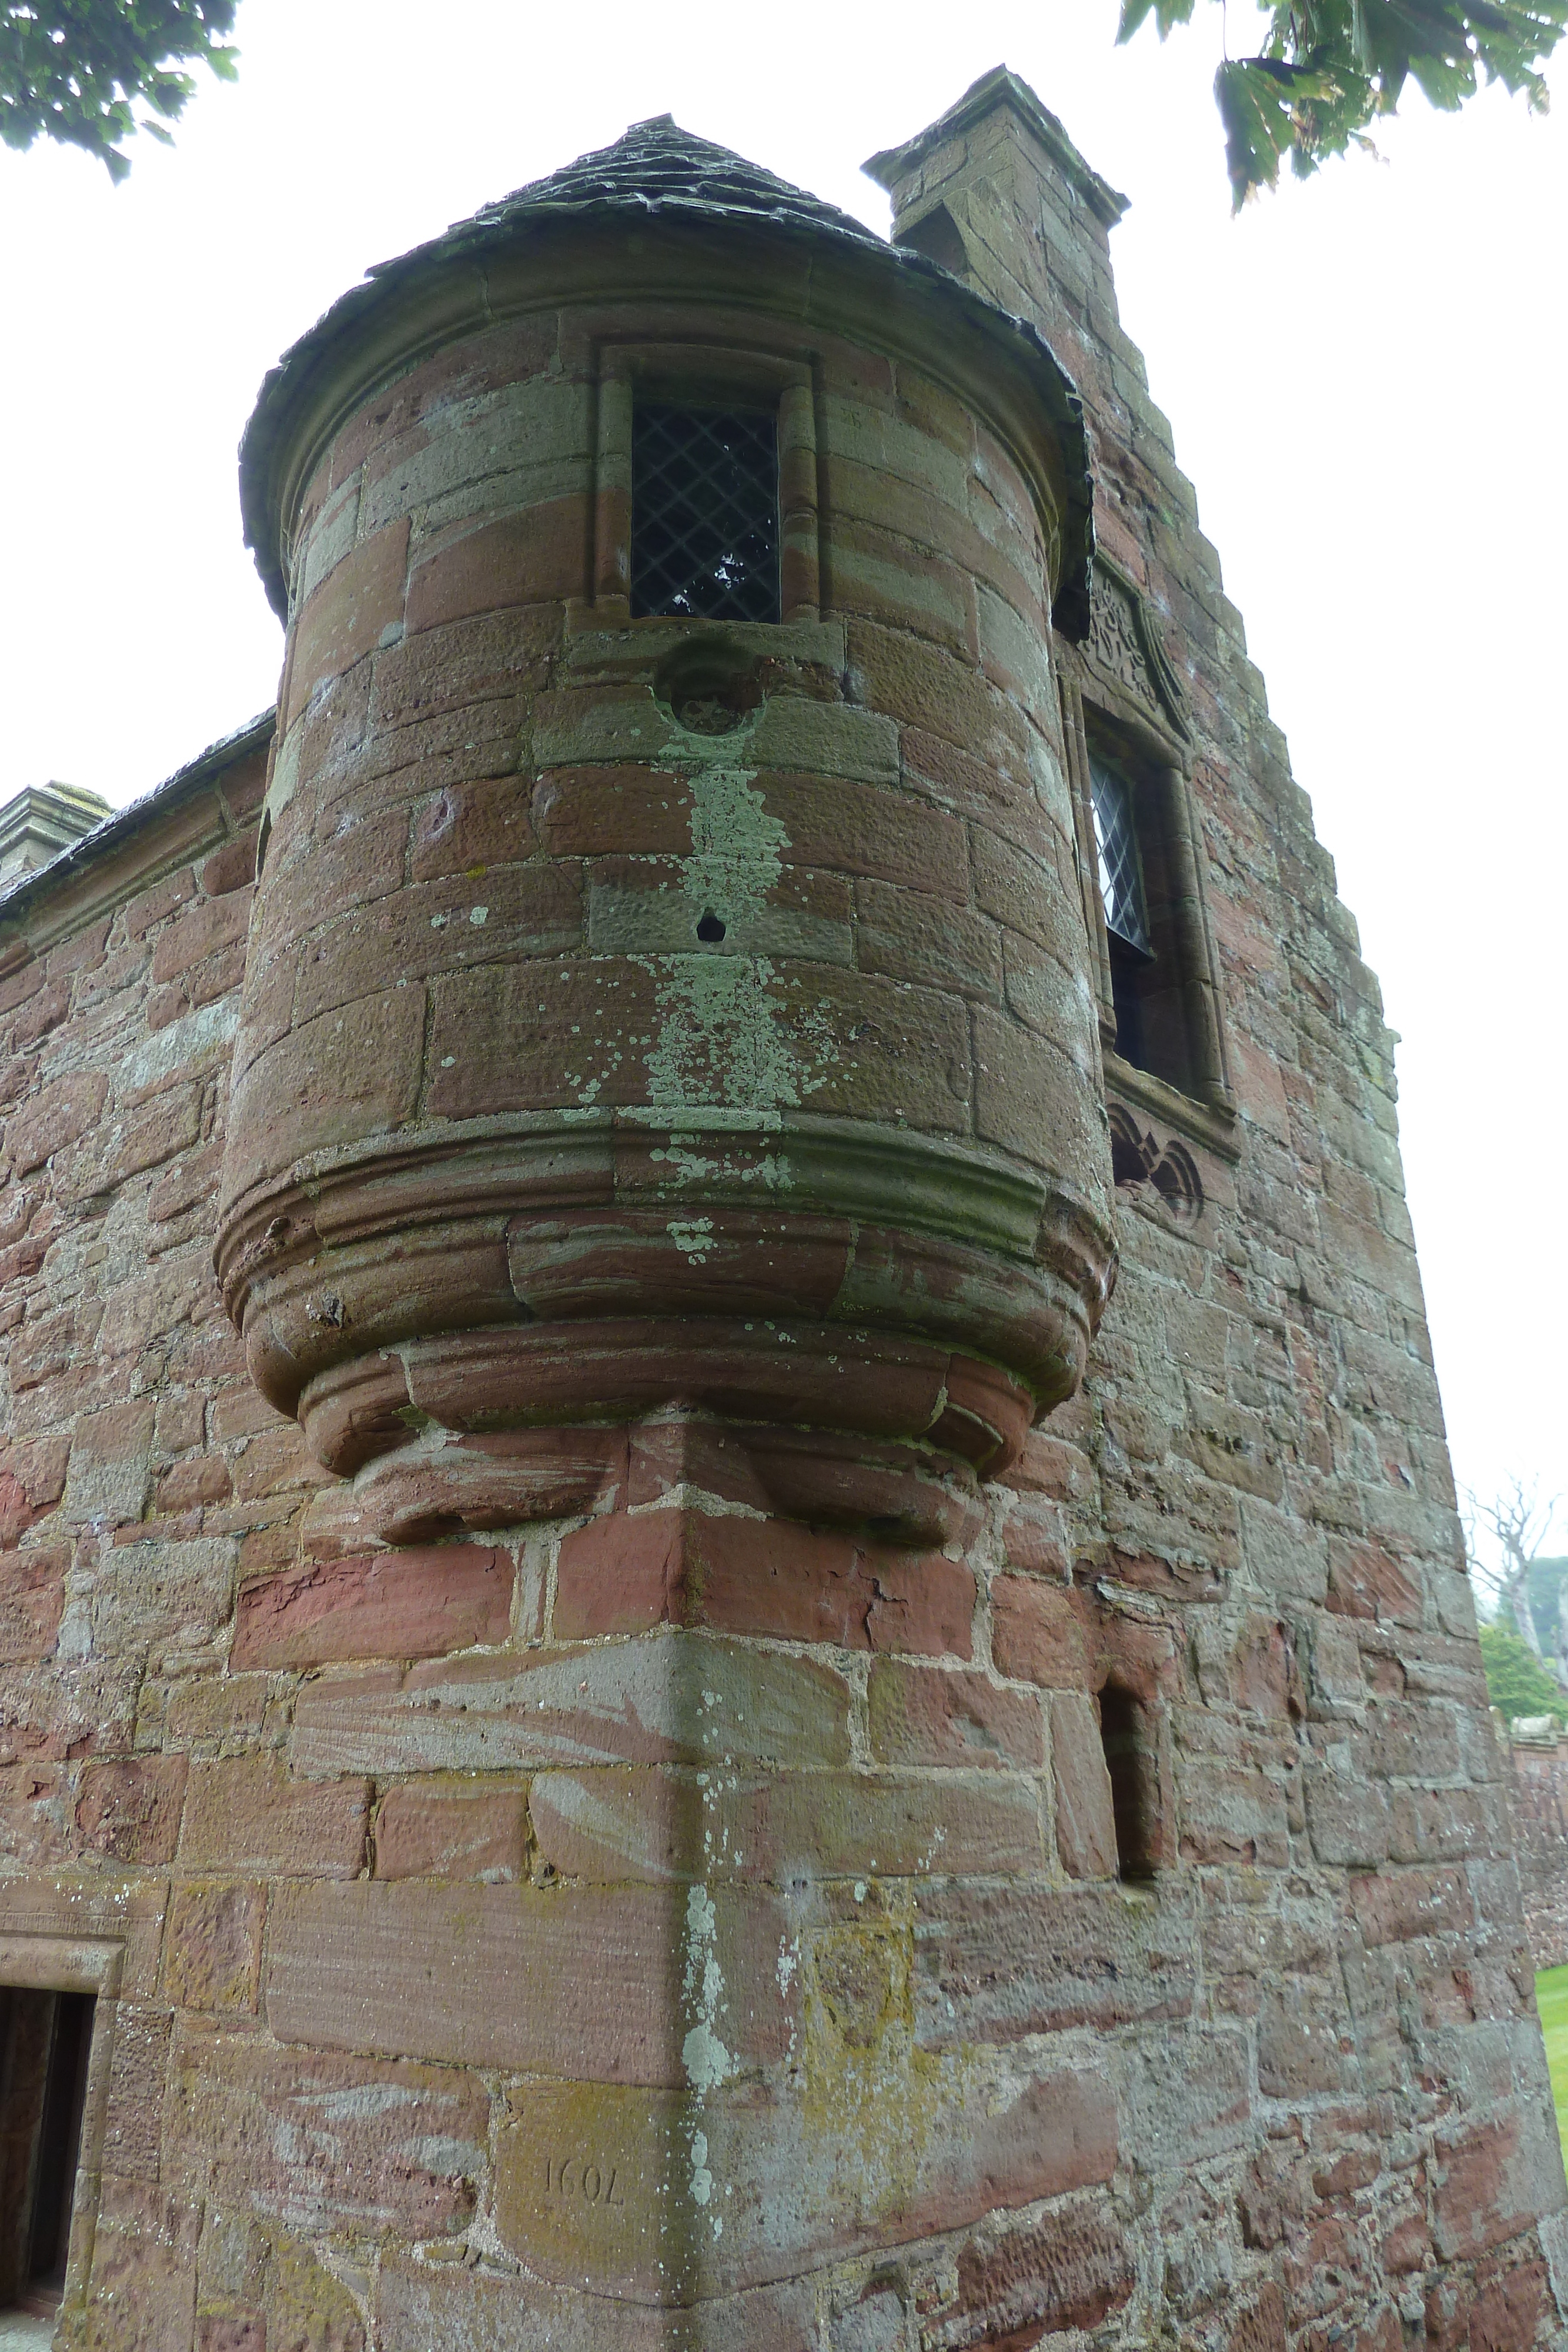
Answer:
(240, 115, 1094, 632)
(460, 113, 886, 251)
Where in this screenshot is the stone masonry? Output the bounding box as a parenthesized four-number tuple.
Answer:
(0, 64, 1564, 2352)
(1505, 1720, 1568, 1975)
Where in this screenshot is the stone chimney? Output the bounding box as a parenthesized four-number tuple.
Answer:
(0, 781, 111, 888)
(863, 64, 1128, 361)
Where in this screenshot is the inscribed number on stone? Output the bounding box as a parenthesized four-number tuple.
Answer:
(543, 2154, 628, 2207)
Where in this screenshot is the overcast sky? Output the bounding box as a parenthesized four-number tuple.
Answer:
(0, 0, 1560, 1576)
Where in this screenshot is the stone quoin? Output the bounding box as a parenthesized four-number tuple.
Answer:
(0, 64, 1563, 2352)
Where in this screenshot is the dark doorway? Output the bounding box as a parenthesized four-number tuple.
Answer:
(0, 1987, 95, 2318)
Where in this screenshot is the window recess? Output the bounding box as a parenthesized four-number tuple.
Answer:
(1061, 672, 1235, 1140)
(581, 341, 820, 626)
(631, 402, 781, 623)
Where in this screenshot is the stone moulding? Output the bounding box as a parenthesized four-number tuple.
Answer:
(215, 1115, 1116, 1538)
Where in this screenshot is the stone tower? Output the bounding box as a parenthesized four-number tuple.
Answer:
(0, 66, 1563, 2352)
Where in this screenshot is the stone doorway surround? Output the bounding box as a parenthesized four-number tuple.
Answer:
(0, 1933, 124, 2340)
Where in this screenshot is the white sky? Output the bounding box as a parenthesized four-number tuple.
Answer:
(0, 0, 1561, 1573)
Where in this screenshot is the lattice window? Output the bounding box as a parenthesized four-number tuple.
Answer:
(1089, 749, 1149, 954)
(631, 403, 780, 623)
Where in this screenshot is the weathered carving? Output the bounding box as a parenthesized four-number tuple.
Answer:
(1108, 1104, 1203, 1224)
(1085, 564, 1188, 736)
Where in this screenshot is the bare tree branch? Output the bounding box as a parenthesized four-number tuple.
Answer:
(1465, 1477, 1564, 1681)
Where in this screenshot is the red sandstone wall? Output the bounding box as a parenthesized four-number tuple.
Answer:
(1508, 1735, 1568, 1973)
(0, 92, 1564, 2352)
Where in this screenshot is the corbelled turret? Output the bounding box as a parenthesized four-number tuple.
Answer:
(216, 113, 1115, 1555)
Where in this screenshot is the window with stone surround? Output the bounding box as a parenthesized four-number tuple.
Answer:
(1059, 565, 1236, 1148)
(1088, 744, 1155, 1069)
(584, 341, 820, 624)
(630, 402, 781, 623)
(0, 1988, 95, 2324)
(1064, 696, 1233, 1131)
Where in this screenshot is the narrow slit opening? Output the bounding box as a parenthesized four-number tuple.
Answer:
(1099, 1685, 1158, 1881)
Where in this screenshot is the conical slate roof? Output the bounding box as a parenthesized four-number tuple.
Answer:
(460, 113, 887, 252)
(240, 113, 1094, 632)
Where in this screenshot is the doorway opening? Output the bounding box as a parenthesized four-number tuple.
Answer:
(0, 1987, 95, 2322)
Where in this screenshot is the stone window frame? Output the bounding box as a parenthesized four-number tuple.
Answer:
(582, 338, 823, 625)
(0, 1932, 123, 2326)
(1059, 642, 1237, 1161)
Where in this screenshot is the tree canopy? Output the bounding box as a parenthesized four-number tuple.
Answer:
(1479, 1619, 1568, 1725)
(1119, 0, 1568, 204)
(0, 1, 237, 180)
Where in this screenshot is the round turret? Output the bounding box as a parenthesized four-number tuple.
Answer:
(215, 116, 1115, 1546)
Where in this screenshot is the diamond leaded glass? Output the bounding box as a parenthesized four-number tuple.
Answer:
(631, 403, 780, 623)
(1089, 749, 1149, 954)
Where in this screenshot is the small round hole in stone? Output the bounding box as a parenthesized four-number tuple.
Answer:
(696, 911, 727, 943)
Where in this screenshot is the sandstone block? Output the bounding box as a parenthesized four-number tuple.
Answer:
(377, 2257, 815, 2351)
(290, 1635, 853, 1779)
(763, 773, 967, 898)
(163, 2030, 484, 2237)
(88, 1534, 235, 1659)
(180, 1755, 369, 1877)
(232, 1544, 513, 1669)
(150, 890, 252, 988)
(527, 1764, 1041, 1884)
(492, 2062, 1114, 2298)
(1051, 1690, 1118, 1879)
(375, 1779, 528, 1880)
(101, 2003, 174, 2185)
(1121, 2029, 1251, 2170)
(1326, 1537, 1423, 1626)
(1303, 1765, 1390, 1868)
(163, 1879, 266, 2013)
(229, 983, 426, 1192)
(410, 773, 536, 878)
(991, 1573, 1088, 1688)
(76, 1753, 188, 1865)
(10, 1068, 109, 1174)
(531, 764, 691, 857)
(406, 500, 591, 629)
(931, 2197, 1136, 2342)
(293, 860, 581, 1025)
(265, 1876, 794, 2080)
(867, 1658, 1042, 1769)
(0, 1542, 70, 1663)
(289, 518, 410, 716)
(554, 1508, 974, 1657)
(855, 879, 1005, 1011)
(912, 1879, 1196, 2046)
(1256, 1979, 1354, 2097)
(1177, 1759, 1290, 1870)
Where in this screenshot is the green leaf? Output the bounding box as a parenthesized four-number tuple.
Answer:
(1132, 1, 1568, 203)
(0, 0, 242, 177)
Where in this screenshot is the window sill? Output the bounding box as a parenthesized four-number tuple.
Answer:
(1103, 1052, 1240, 1164)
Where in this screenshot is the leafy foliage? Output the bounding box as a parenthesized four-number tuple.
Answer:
(1118, 0, 1568, 205)
(1, 1, 238, 181)
(1479, 1619, 1568, 1724)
